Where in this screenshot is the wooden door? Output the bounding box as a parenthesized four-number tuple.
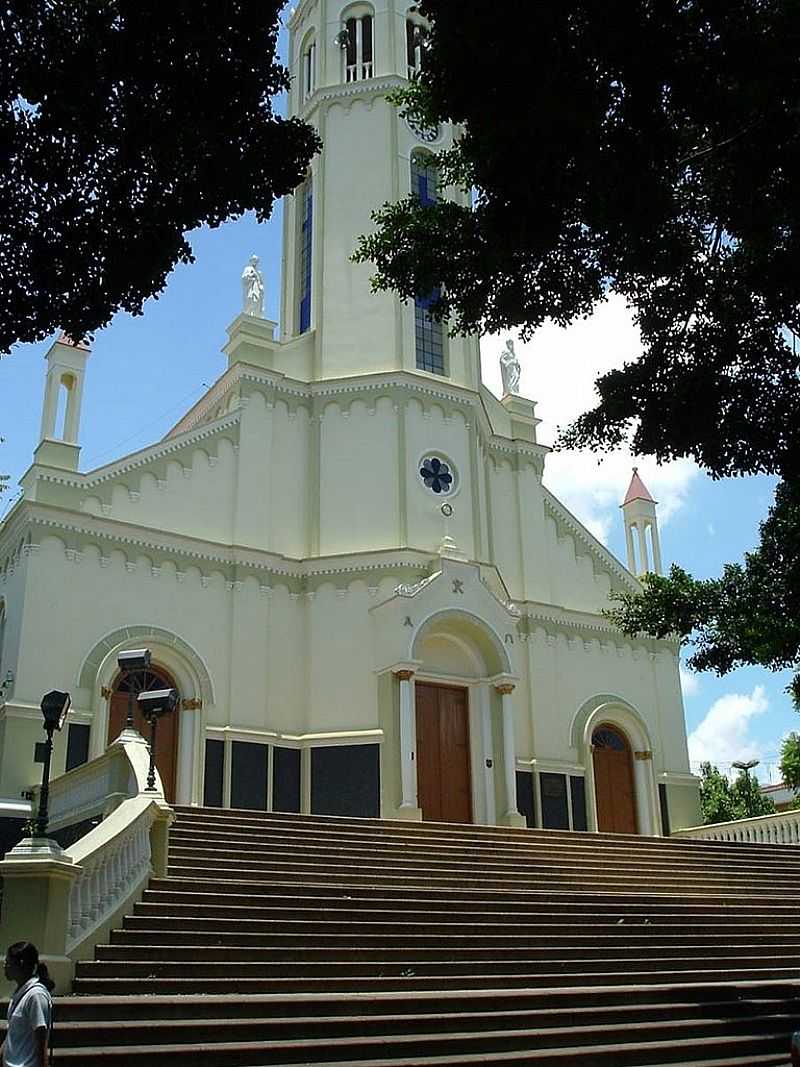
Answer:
(107, 668, 179, 802)
(415, 683, 472, 823)
(592, 724, 637, 834)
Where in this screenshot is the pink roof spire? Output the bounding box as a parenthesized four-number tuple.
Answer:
(57, 331, 90, 351)
(623, 467, 657, 506)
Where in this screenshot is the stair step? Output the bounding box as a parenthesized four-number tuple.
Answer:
(45, 980, 800, 1020)
(167, 836, 800, 878)
(45, 1029, 797, 1066)
(148, 874, 800, 903)
(111, 925, 800, 948)
(71, 964, 800, 994)
(93, 942, 798, 963)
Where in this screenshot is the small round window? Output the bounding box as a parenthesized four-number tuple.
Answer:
(419, 454, 457, 495)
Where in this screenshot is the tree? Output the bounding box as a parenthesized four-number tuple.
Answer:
(1, 1, 320, 354)
(353, 0, 800, 705)
(779, 732, 800, 794)
(698, 762, 775, 825)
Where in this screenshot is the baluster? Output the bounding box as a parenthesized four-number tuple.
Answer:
(68, 875, 82, 941)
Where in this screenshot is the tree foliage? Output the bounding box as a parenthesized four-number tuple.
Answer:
(699, 762, 775, 825)
(1, 1, 320, 354)
(607, 480, 800, 701)
(354, 0, 800, 706)
(779, 732, 800, 793)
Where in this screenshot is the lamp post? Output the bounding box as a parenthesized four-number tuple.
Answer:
(732, 758, 760, 817)
(34, 690, 71, 838)
(137, 688, 178, 791)
(117, 649, 152, 731)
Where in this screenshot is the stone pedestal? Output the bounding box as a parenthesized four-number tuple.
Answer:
(0, 838, 79, 994)
(500, 393, 541, 443)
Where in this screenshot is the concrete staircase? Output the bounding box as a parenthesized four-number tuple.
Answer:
(54, 807, 800, 1064)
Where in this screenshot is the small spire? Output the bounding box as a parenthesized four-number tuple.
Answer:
(623, 467, 656, 506)
(57, 332, 91, 351)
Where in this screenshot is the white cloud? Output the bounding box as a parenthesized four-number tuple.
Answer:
(680, 666, 700, 698)
(479, 295, 699, 545)
(687, 684, 769, 767)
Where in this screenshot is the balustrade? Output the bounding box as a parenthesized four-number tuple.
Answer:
(672, 807, 800, 845)
(0, 730, 172, 991)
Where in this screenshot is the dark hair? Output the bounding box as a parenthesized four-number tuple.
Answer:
(6, 942, 55, 992)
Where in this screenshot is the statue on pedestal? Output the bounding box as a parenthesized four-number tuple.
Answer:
(499, 338, 521, 396)
(241, 255, 265, 318)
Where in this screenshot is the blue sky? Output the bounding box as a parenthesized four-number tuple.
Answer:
(1, 10, 796, 788)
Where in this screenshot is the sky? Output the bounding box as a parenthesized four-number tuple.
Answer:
(1, 11, 796, 790)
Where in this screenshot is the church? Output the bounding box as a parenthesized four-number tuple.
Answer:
(0, 0, 700, 838)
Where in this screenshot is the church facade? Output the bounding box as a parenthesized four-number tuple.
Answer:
(0, 0, 700, 836)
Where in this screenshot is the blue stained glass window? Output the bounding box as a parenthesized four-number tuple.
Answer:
(298, 179, 313, 333)
(411, 154, 444, 374)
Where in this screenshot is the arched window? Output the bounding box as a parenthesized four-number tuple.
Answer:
(411, 153, 445, 375)
(301, 37, 316, 100)
(342, 10, 374, 82)
(297, 175, 313, 333)
(406, 7, 428, 78)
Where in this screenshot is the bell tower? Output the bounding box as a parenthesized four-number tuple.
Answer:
(33, 333, 90, 472)
(282, 0, 480, 389)
(622, 469, 663, 576)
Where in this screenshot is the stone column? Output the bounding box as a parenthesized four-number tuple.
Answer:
(176, 701, 200, 806)
(394, 669, 422, 820)
(496, 682, 526, 828)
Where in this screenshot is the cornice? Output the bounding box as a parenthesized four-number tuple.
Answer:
(543, 490, 639, 592)
(519, 599, 678, 656)
(0, 503, 438, 590)
(85, 413, 240, 486)
(299, 75, 407, 121)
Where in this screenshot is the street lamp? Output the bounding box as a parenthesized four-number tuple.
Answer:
(732, 758, 760, 817)
(34, 690, 71, 837)
(137, 687, 178, 791)
(117, 648, 152, 731)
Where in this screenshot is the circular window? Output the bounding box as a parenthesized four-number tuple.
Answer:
(418, 454, 458, 495)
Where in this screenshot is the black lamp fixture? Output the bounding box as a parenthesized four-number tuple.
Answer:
(137, 687, 178, 791)
(34, 690, 71, 837)
(117, 648, 152, 731)
(732, 758, 760, 817)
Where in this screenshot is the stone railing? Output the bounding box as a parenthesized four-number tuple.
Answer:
(44, 729, 158, 832)
(672, 808, 800, 845)
(0, 731, 172, 991)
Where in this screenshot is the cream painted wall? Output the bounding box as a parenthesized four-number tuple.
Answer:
(0, 0, 700, 831)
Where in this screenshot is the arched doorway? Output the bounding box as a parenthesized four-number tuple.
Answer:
(107, 664, 180, 802)
(592, 723, 637, 834)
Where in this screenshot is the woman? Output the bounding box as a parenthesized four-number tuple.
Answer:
(2, 943, 53, 1067)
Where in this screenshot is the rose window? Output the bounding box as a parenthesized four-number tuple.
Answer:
(419, 456, 453, 494)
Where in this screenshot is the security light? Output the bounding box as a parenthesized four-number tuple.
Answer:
(117, 649, 152, 673)
(137, 687, 179, 722)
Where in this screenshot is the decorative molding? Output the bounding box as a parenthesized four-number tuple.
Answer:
(100, 686, 113, 700)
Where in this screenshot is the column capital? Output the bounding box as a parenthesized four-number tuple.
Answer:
(394, 670, 415, 682)
(494, 683, 515, 696)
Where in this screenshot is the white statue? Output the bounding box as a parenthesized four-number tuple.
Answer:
(499, 337, 521, 395)
(241, 254, 265, 317)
